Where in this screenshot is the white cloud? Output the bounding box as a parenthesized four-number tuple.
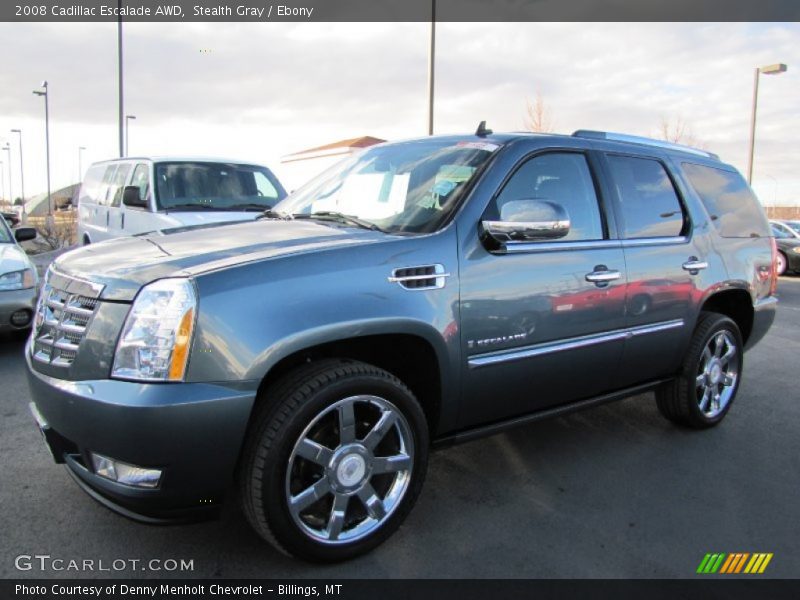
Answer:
(0, 21, 796, 204)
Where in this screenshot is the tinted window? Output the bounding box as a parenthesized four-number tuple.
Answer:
(606, 155, 685, 238)
(682, 163, 771, 238)
(494, 152, 604, 241)
(155, 162, 284, 210)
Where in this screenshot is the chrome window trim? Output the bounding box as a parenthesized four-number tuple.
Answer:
(621, 236, 689, 248)
(468, 319, 685, 368)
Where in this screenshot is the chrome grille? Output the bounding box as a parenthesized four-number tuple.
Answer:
(32, 269, 104, 367)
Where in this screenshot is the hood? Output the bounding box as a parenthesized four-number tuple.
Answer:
(153, 210, 260, 229)
(51, 219, 389, 301)
(0, 243, 35, 274)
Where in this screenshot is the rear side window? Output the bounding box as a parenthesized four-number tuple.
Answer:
(606, 155, 686, 239)
(78, 164, 106, 206)
(494, 152, 604, 241)
(682, 163, 771, 238)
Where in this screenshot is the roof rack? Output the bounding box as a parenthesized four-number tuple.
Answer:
(572, 130, 719, 160)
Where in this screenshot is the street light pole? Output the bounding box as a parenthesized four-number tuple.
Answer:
(746, 63, 787, 185)
(426, 0, 436, 136)
(125, 115, 136, 157)
(0, 161, 5, 204)
(118, 9, 124, 158)
(33, 81, 52, 217)
(2, 144, 12, 207)
(10, 129, 26, 218)
(78, 146, 86, 182)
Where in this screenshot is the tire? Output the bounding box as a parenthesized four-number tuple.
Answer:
(776, 251, 787, 276)
(656, 312, 743, 429)
(239, 359, 429, 562)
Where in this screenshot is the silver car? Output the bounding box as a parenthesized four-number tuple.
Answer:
(0, 215, 38, 334)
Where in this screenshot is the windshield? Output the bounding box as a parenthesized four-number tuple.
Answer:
(154, 162, 285, 211)
(273, 139, 499, 233)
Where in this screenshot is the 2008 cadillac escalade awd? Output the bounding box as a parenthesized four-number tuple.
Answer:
(26, 128, 777, 561)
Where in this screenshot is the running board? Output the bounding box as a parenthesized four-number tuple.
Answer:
(432, 379, 671, 449)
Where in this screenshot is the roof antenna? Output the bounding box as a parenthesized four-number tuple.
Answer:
(475, 120, 492, 137)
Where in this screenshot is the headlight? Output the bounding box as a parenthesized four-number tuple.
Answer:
(0, 268, 35, 291)
(792, 247, 800, 254)
(111, 278, 196, 382)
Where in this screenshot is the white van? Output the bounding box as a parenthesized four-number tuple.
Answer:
(77, 157, 286, 244)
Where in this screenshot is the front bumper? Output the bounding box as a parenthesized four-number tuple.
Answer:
(25, 350, 258, 523)
(0, 287, 36, 331)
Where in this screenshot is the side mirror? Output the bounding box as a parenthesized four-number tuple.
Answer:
(122, 186, 148, 208)
(14, 227, 37, 242)
(482, 199, 570, 246)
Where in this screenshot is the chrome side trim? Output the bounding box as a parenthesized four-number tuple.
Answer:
(500, 239, 623, 254)
(468, 319, 685, 368)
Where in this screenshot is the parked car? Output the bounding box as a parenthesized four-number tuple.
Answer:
(784, 220, 800, 236)
(769, 219, 800, 240)
(0, 214, 38, 335)
(77, 157, 287, 244)
(770, 221, 800, 275)
(27, 128, 777, 561)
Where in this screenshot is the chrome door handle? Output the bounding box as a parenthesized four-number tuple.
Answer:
(585, 270, 621, 283)
(682, 259, 708, 273)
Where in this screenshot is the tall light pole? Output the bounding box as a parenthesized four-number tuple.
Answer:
(2, 143, 12, 207)
(10, 129, 26, 218)
(746, 63, 787, 185)
(426, 0, 436, 135)
(118, 9, 124, 158)
(125, 115, 136, 156)
(0, 161, 5, 204)
(78, 146, 86, 182)
(33, 81, 52, 217)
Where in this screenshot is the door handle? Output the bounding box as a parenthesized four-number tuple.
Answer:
(585, 269, 622, 284)
(682, 258, 708, 273)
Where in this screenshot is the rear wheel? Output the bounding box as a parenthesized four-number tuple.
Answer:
(776, 251, 787, 276)
(656, 312, 743, 429)
(239, 359, 428, 562)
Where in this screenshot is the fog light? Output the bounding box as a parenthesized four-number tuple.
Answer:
(90, 453, 162, 488)
(10, 309, 31, 327)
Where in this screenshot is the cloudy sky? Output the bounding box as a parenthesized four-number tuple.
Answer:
(0, 21, 797, 203)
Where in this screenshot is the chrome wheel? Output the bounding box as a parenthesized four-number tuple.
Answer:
(695, 330, 739, 418)
(285, 395, 414, 545)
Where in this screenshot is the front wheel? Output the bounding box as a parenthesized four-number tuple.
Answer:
(656, 312, 743, 429)
(239, 359, 429, 562)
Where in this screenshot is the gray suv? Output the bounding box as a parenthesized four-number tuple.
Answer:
(26, 128, 777, 561)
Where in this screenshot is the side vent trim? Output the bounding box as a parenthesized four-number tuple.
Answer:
(388, 264, 450, 291)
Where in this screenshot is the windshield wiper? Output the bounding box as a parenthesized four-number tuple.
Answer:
(293, 211, 385, 233)
(228, 203, 274, 212)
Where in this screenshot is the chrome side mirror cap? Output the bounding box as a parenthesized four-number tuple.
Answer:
(482, 199, 570, 245)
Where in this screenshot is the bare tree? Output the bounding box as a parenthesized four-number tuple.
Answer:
(523, 91, 555, 133)
(658, 116, 704, 148)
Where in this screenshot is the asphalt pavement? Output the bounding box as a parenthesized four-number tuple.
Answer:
(1, 278, 799, 579)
